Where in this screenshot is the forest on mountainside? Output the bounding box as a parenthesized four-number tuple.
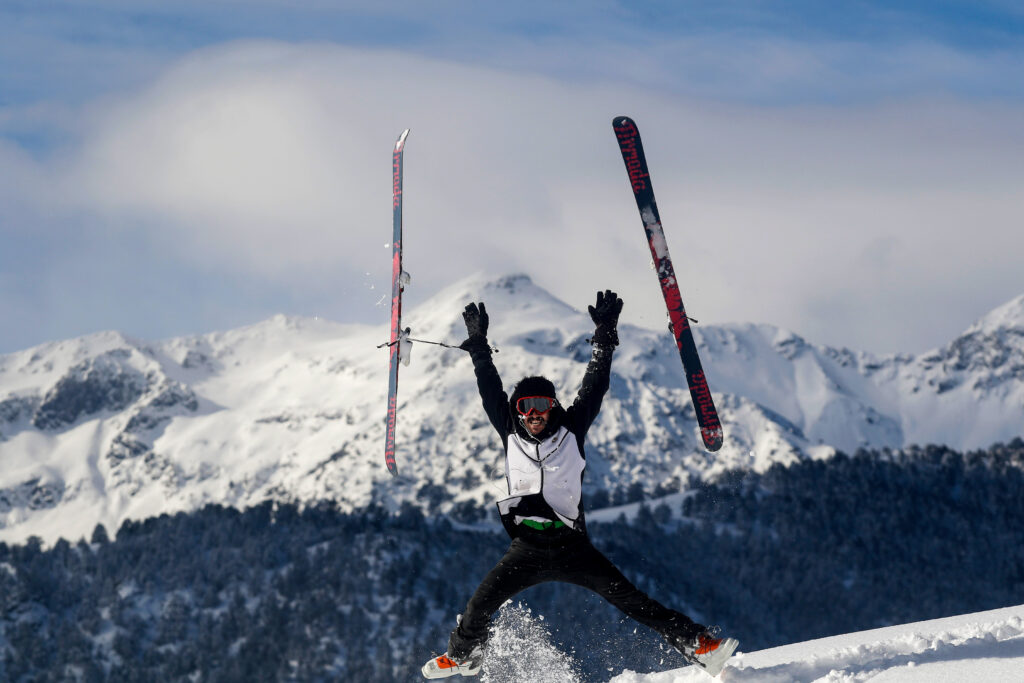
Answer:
(2, 439, 1023, 682)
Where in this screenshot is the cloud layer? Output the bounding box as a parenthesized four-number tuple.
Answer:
(2, 30, 1023, 354)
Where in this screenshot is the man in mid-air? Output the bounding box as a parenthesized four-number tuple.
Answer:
(422, 290, 737, 679)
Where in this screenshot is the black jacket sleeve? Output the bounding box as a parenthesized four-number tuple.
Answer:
(463, 339, 511, 442)
(565, 343, 615, 436)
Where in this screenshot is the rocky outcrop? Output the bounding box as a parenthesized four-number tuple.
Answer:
(32, 350, 150, 430)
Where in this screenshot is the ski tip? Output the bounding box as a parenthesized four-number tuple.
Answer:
(612, 115, 636, 128)
(701, 427, 724, 452)
(395, 129, 410, 150)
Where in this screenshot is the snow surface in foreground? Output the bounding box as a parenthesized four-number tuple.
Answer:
(610, 604, 1024, 682)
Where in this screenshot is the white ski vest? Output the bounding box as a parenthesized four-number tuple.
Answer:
(496, 426, 586, 529)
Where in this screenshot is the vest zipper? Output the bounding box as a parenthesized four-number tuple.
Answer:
(537, 442, 544, 493)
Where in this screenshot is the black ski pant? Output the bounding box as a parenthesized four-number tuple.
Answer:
(447, 531, 703, 658)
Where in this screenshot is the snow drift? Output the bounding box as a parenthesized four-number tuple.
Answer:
(610, 603, 1024, 682)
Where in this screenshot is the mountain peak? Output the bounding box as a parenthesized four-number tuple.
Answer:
(966, 294, 1024, 335)
(483, 272, 537, 291)
(429, 271, 556, 301)
(403, 272, 578, 338)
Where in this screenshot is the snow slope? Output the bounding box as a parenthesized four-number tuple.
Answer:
(1, 273, 1023, 544)
(610, 604, 1024, 682)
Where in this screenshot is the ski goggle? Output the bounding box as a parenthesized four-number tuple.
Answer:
(516, 396, 557, 416)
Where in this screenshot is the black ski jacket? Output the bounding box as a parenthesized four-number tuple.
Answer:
(462, 339, 615, 537)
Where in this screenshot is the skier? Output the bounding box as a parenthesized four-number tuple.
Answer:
(422, 291, 738, 679)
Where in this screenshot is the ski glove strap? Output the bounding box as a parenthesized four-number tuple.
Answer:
(458, 336, 491, 353)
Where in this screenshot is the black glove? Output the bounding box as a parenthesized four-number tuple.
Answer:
(588, 290, 622, 347)
(459, 302, 489, 350)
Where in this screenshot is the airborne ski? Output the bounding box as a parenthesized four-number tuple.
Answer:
(384, 129, 410, 476)
(612, 116, 724, 451)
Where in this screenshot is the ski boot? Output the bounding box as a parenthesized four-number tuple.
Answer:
(667, 626, 738, 678)
(421, 645, 483, 679)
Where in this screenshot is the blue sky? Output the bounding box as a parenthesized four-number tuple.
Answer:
(2, 1, 1023, 354)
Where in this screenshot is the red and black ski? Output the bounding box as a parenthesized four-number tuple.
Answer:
(612, 116, 724, 451)
(384, 129, 410, 476)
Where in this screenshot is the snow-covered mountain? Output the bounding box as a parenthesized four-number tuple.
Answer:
(1, 273, 1022, 544)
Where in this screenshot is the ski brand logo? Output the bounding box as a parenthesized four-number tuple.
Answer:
(614, 120, 650, 194)
(687, 370, 719, 431)
(385, 391, 398, 465)
(393, 151, 403, 208)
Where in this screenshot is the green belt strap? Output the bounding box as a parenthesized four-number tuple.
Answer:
(520, 519, 566, 531)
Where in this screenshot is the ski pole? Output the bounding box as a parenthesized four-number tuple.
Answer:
(376, 338, 498, 353)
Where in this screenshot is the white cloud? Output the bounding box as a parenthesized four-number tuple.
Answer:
(5, 39, 1024, 354)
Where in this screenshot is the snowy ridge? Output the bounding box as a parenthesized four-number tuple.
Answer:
(609, 603, 1024, 682)
(1, 273, 1023, 544)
